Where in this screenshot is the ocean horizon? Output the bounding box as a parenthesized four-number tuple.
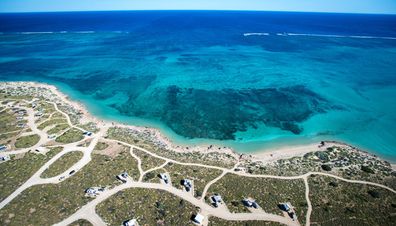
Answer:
(1, 11, 396, 160)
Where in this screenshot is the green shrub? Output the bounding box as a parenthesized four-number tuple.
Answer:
(15, 134, 40, 148)
(41, 151, 83, 178)
(361, 165, 374, 174)
(367, 190, 380, 198)
(321, 164, 332, 171)
(55, 128, 84, 144)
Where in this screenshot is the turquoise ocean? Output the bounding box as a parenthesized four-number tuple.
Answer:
(0, 11, 395, 160)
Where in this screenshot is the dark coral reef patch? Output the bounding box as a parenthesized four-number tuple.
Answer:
(116, 85, 335, 140)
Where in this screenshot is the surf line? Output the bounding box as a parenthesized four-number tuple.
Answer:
(243, 32, 396, 40)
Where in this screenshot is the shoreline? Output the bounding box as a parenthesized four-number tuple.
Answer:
(2, 81, 394, 165)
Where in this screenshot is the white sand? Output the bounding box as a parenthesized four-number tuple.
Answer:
(252, 141, 350, 163)
(1, 82, 381, 164)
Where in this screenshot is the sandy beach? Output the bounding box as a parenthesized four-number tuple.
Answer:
(1, 81, 395, 226)
(1, 81, 388, 164)
(252, 142, 350, 163)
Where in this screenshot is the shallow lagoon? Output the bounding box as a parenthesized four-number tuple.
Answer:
(0, 11, 396, 160)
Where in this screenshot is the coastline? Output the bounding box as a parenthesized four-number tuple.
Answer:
(2, 82, 396, 226)
(2, 81, 394, 166)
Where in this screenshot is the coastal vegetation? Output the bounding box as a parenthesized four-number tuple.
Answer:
(206, 174, 308, 225)
(41, 151, 83, 178)
(208, 217, 283, 226)
(0, 147, 63, 202)
(0, 110, 22, 134)
(132, 148, 166, 171)
(96, 188, 197, 226)
(78, 122, 99, 133)
(69, 219, 93, 226)
(94, 141, 109, 151)
(0, 151, 139, 225)
(0, 93, 33, 102)
(107, 127, 238, 169)
(309, 175, 396, 225)
(38, 118, 68, 130)
(142, 168, 166, 183)
(55, 128, 84, 144)
(0, 131, 19, 143)
(47, 123, 69, 134)
(36, 111, 66, 125)
(163, 162, 223, 197)
(57, 104, 83, 125)
(37, 101, 56, 114)
(51, 112, 65, 119)
(142, 162, 223, 198)
(14, 134, 40, 148)
(242, 146, 396, 189)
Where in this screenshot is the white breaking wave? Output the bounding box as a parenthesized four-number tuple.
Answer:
(19, 31, 55, 34)
(113, 30, 130, 34)
(0, 31, 133, 35)
(74, 31, 95, 34)
(284, 33, 396, 40)
(243, 32, 270, 36)
(243, 32, 396, 40)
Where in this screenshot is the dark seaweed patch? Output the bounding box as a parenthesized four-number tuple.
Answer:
(116, 85, 335, 140)
(54, 72, 156, 101)
(0, 58, 76, 74)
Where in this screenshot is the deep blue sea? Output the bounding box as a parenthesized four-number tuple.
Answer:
(0, 11, 396, 160)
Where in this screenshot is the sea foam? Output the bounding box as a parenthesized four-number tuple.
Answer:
(284, 33, 396, 40)
(0, 31, 134, 35)
(19, 31, 55, 34)
(243, 33, 270, 36)
(243, 32, 396, 40)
